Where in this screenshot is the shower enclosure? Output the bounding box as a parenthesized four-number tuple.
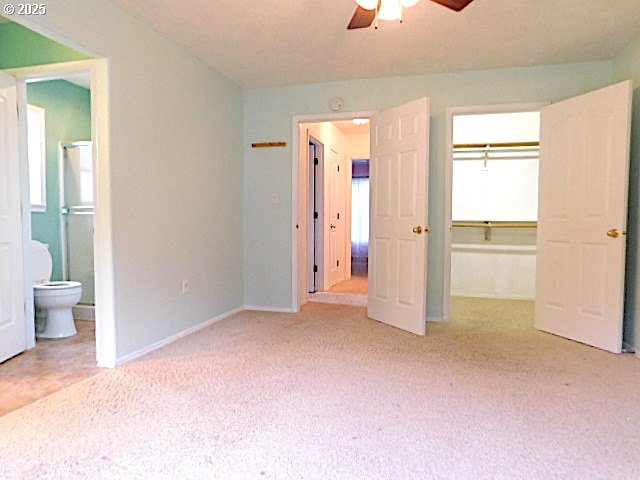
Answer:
(59, 141, 94, 309)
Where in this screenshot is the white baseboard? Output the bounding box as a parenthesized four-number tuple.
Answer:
(244, 305, 296, 313)
(427, 316, 446, 323)
(113, 306, 244, 366)
(73, 304, 95, 321)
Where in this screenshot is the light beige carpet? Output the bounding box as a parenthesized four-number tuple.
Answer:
(1, 298, 639, 479)
(328, 276, 368, 294)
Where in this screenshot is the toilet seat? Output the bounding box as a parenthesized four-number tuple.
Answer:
(34, 281, 82, 297)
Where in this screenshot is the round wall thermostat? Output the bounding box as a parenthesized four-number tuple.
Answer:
(330, 97, 344, 111)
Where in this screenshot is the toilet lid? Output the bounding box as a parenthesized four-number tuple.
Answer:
(31, 240, 53, 284)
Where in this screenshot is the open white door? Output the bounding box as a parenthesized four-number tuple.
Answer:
(535, 81, 633, 353)
(368, 97, 429, 335)
(0, 71, 27, 363)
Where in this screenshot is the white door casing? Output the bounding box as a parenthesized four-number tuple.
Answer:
(0, 71, 27, 363)
(298, 126, 309, 306)
(535, 81, 633, 353)
(368, 97, 430, 335)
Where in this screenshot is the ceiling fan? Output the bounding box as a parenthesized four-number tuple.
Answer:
(348, 0, 474, 30)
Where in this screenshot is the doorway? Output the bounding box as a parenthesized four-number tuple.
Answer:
(301, 119, 371, 305)
(443, 82, 633, 354)
(445, 107, 541, 333)
(443, 104, 545, 321)
(5, 59, 115, 368)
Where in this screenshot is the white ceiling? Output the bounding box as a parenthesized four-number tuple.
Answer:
(108, 0, 640, 88)
(333, 120, 370, 136)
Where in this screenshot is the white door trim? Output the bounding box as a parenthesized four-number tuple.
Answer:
(291, 110, 376, 311)
(6, 59, 116, 367)
(442, 102, 548, 321)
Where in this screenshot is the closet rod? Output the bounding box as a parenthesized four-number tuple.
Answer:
(453, 141, 539, 149)
(453, 221, 537, 229)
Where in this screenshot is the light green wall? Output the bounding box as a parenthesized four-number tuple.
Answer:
(0, 20, 88, 68)
(27, 80, 91, 282)
(614, 33, 640, 351)
(243, 62, 615, 315)
(2, 0, 245, 359)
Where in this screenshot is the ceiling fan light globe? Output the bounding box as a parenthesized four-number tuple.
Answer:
(378, 0, 402, 20)
(401, 0, 421, 7)
(355, 0, 378, 10)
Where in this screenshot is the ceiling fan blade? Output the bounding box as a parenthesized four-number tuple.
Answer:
(429, 0, 474, 11)
(347, 6, 376, 30)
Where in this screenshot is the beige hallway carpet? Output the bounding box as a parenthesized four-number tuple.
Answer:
(1, 299, 639, 479)
(328, 276, 368, 294)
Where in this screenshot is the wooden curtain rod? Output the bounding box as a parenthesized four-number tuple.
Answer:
(453, 141, 539, 149)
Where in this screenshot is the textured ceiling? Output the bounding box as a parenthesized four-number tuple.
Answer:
(108, 0, 640, 88)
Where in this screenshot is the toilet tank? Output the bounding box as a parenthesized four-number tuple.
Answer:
(32, 240, 53, 284)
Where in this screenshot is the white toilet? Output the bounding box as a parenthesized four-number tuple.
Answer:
(32, 240, 82, 338)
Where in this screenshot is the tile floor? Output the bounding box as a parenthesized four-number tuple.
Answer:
(0, 320, 103, 416)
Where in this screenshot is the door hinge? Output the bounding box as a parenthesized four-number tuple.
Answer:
(337, 165, 340, 172)
(337, 260, 340, 267)
(337, 212, 340, 220)
(314, 157, 319, 165)
(314, 212, 318, 219)
(313, 265, 318, 273)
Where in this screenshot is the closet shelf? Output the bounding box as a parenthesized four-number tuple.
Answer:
(453, 221, 537, 241)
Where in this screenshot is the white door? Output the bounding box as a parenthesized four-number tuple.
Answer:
(328, 149, 345, 286)
(368, 97, 430, 335)
(0, 71, 27, 363)
(535, 81, 633, 353)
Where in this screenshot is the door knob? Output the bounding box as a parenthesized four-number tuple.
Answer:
(330, 224, 336, 229)
(607, 229, 620, 238)
(412, 226, 423, 234)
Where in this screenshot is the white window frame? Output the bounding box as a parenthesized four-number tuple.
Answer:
(27, 104, 46, 212)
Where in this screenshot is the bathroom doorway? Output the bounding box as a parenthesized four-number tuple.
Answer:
(3, 58, 113, 358)
(27, 74, 97, 347)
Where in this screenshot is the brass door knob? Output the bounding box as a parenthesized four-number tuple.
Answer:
(607, 229, 620, 238)
(412, 226, 423, 234)
(330, 224, 336, 229)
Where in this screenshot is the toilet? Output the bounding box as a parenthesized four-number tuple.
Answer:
(32, 240, 82, 338)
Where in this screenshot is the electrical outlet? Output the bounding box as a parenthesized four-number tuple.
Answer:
(182, 278, 190, 294)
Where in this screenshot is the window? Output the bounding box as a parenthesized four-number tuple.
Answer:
(27, 104, 46, 212)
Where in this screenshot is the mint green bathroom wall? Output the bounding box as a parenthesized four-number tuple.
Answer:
(614, 33, 640, 351)
(27, 80, 91, 282)
(6, 0, 245, 360)
(0, 20, 88, 68)
(243, 61, 615, 315)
